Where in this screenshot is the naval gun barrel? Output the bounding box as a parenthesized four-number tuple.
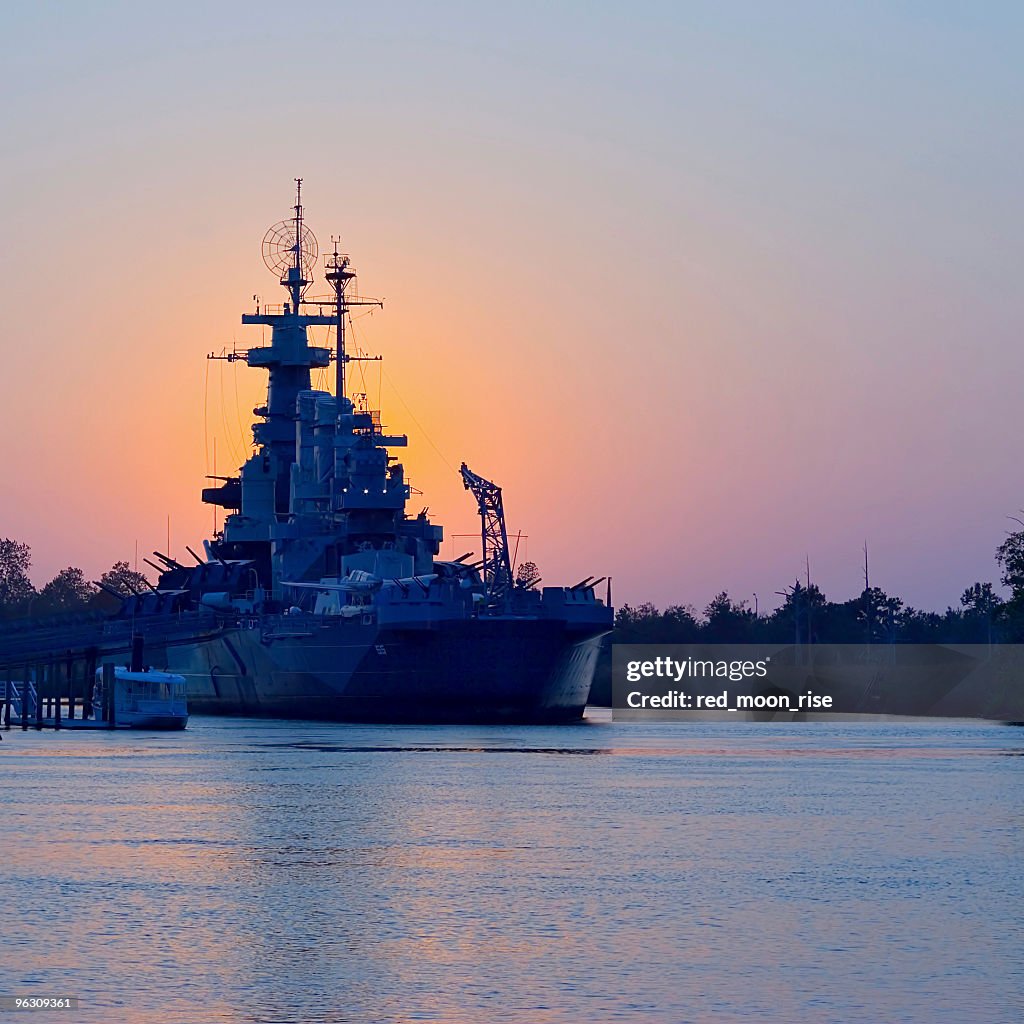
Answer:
(153, 550, 187, 571)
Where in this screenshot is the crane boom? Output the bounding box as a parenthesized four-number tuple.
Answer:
(460, 462, 513, 606)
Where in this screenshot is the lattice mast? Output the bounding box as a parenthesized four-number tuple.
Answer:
(460, 463, 513, 605)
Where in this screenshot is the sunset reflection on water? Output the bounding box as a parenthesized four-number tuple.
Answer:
(1, 716, 1021, 1023)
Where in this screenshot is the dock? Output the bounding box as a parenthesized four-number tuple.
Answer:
(5, 664, 125, 731)
(0, 610, 221, 733)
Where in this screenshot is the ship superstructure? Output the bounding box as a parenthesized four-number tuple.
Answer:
(199, 181, 440, 592)
(125, 183, 613, 721)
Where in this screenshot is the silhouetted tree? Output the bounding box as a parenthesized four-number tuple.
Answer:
(0, 538, 35, 618)
(770, 581, 826, 643)
(37, 567, 95, 614)
(100, 560, 151, 596)
(960, 582, 999, 616)
(996, 530, 1024, 599)
(514, 561, 542, 590)
(662, 604, 702, 641)
(614, 601, 706, 643)
(615, 602, 664, 642)
(899, 607, 944, 643)
(959, 583, 1001, 642)
(90, 560, 152, 612)
(857, 586, 903, 642)
(703, 592, 754, 642)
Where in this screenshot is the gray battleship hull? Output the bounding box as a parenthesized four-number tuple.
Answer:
(160, 615, 605, 723)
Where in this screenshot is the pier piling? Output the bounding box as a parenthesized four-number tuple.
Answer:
(21, 666, 29, 730)
(53, 662, 62, 731)
(84, 649, 97, 719)
(103, 664, 115, 729)
(66, 656, 75, 721)
(35, 664, 44, 730)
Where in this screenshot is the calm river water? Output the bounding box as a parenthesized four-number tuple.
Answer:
(1, 712, 1021, 1023)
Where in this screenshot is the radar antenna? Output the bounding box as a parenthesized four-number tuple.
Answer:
(262, 178, 318, 310)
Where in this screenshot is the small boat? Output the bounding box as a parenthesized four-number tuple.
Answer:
(92, 667, 189, 730)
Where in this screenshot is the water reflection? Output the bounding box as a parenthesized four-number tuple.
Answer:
(0, 716, 1021, 1023)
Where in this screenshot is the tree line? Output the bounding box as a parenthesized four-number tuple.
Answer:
(0, 538, 150, 620)
(616, 530, 1024, 645)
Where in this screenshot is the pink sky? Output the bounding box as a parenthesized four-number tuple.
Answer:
(2, 3, 1023, 613)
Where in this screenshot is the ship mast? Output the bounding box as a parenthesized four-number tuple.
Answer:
(324, 236, 383, 402)
(283, 178, 309, 312)
(324, 237, 355, 400)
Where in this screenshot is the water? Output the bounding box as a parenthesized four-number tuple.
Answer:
(1, 712, 1021, 1023)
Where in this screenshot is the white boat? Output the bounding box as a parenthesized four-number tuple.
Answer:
(92, 667, 189, 730)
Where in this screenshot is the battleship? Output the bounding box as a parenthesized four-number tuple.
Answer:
(115, 182, 613, 722)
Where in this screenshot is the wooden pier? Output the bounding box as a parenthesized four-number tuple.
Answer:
(2, 664, 121, 731)
(0, 610, 221, 734)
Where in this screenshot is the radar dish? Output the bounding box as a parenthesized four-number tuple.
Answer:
(262, 220, 318, 284)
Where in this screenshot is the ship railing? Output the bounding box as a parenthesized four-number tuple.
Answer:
(259, 302, 340, 316)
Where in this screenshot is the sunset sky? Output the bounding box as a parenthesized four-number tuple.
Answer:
(2, 2, 1023, 613)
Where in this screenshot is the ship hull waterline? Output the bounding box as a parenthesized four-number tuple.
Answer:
(157, 617, 606, 724)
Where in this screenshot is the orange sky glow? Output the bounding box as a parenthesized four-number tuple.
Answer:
(3, 3, 1023, 613)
